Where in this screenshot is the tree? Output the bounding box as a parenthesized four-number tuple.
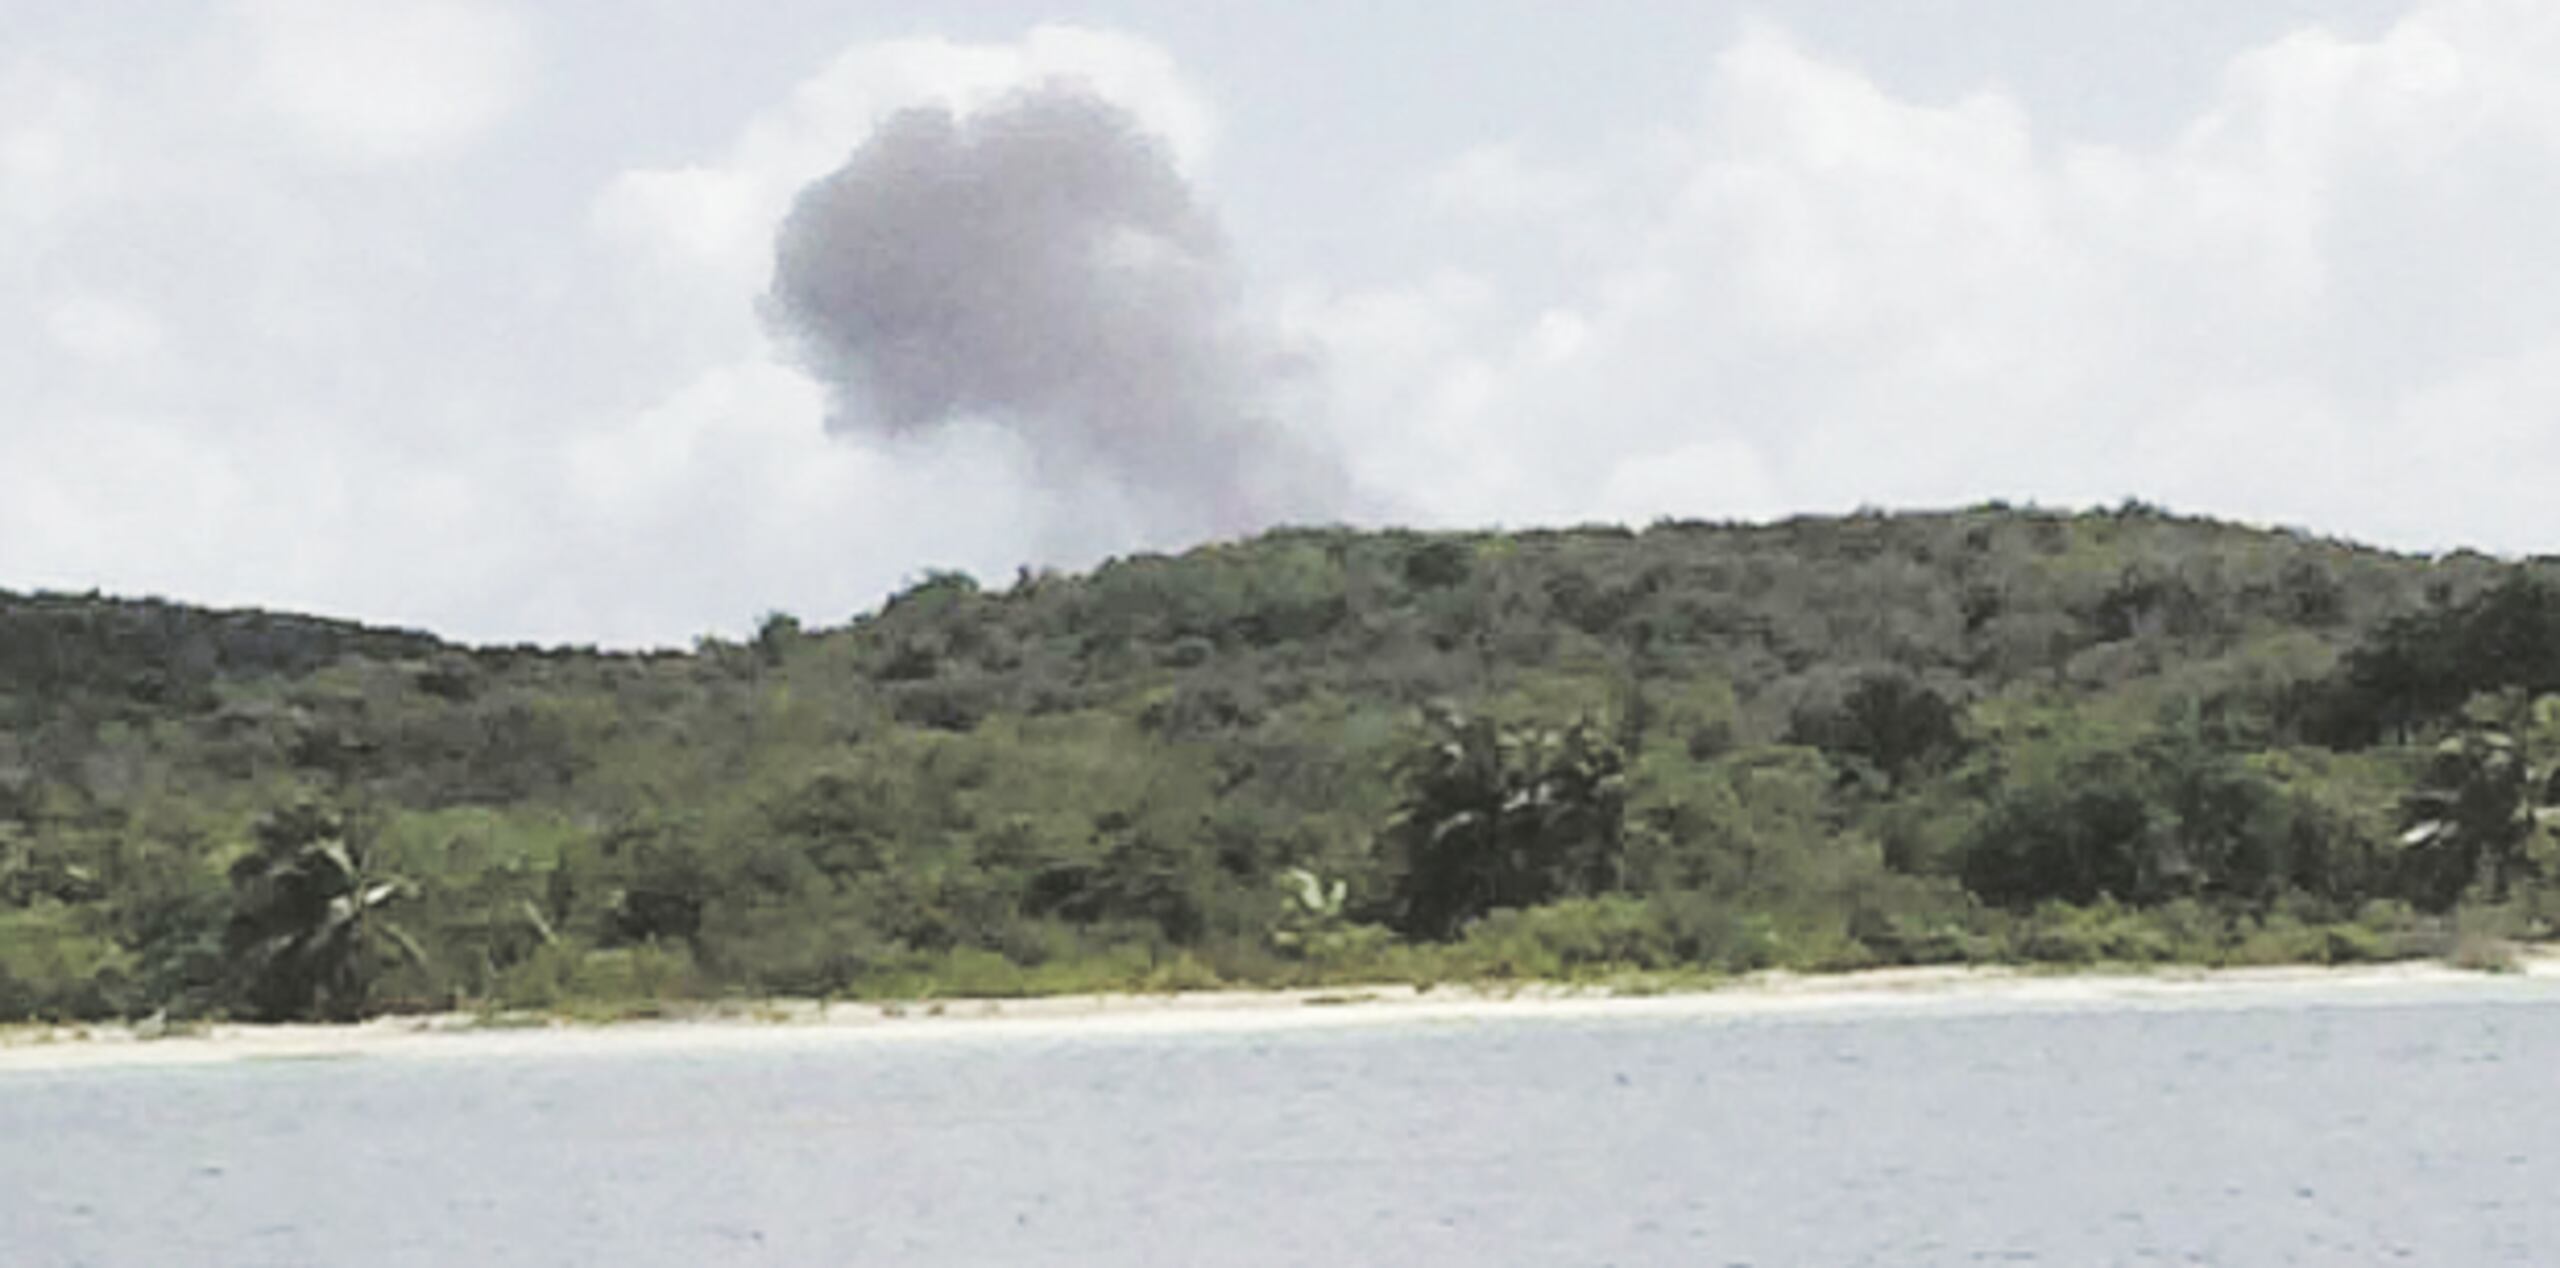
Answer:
(2323, 571, 2560, 745)
(1384, 708, 1627, 940)
(2397, 702, 2560, 910)
(223, 802, 425, 1021)
(1960, 753, 2160, 908)
(1788, 671, 1964, 791)
(1958, 731, 2298, 910)
(1270, 866, 1348, 954)
(753, 611, 804, 667)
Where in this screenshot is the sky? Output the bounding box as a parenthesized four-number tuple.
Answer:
(6, 0, 2557, 647)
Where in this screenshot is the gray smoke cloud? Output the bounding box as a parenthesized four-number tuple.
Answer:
(765, 84, 1347, 539)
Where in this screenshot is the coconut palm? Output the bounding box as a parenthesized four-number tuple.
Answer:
(1385, 707, 1628, 940)
(2398, 711, 2560, 910)
(224, 802, 426, 1021)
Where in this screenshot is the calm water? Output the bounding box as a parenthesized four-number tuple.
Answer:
(7, 982, 2560, 1266)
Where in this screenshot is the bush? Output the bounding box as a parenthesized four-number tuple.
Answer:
(1448, 898, 1669, 979)
(495, 941, 698, 1014)
(1648, 892, 1784, 972)
(0, 902, 139, 1021)
(2012, 900, 2176, 965)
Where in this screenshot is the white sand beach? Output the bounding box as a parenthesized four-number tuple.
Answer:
(6, 955, 2557, 1075)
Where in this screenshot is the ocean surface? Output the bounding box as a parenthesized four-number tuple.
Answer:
(7, 980, 2559, 1266)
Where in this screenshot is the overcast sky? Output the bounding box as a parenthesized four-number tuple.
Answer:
(7, 0, 2555, 646)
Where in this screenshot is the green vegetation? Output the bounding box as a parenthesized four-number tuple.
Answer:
(2, 503, 2556, 1023)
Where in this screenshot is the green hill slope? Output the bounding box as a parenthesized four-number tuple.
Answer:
(5, 504, 2555, 1021)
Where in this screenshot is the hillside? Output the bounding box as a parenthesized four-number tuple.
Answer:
(5, 503, 2557, 1022)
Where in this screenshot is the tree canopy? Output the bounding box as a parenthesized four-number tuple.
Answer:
(2, 504, 2554, 1022)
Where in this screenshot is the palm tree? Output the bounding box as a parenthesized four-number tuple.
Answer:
(224, 802, 426, 1021)
(2397, 703, 2560, 910)
(1270, 866, 1350, 956)
(1385, 707, 1628, 940)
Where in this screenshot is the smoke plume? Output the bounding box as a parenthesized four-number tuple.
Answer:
(766, 85, 1345, 538)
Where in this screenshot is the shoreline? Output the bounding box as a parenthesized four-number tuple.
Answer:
(7, 954, 2558, 1074)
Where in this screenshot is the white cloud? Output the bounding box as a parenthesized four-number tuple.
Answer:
(0, 59, 115, 237)
(46, 293, 165, 363)
(1, 20, 1226, 647)
(1414, 143, 1595, 221)
(12, 4, 2560, 650)
(537, 356, 1068, 645)
(1298, 4, 2560, 553)
(231, 0, 534, 163)
(1596, 436, 1788, 527)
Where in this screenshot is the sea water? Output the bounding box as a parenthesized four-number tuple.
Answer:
(6, 980, 2558, 1266)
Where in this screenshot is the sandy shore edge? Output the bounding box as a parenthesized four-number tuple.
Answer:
(7, 954, 2557, 1073)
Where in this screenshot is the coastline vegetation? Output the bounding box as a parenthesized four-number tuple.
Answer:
(3, 502, 2556, 1024)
